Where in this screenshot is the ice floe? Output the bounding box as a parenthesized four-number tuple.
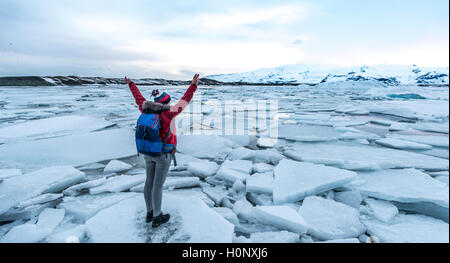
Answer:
(375, 138, 432, 150)
(362, 198, 398, 223)
(273, 159, 357, 204)
(103, 160, 133, 174)
(186, 160, 219, 178)
(298, 196, 366, 240)
(246, 172, 274, 195)
(253, 205, 308, 235)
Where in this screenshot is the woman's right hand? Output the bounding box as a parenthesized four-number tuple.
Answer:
(124, 76, 132, 84)
(192, 74, 200, 86)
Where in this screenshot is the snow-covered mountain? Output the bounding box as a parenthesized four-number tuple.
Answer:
(207, 64, 449, 86)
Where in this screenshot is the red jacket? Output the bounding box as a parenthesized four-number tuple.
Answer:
(128, 82, 197, 150)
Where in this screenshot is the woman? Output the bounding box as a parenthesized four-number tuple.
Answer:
(125, 74, 200, 227)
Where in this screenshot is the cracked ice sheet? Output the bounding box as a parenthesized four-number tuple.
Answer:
(350, 169, 449, 209)
(285, 141, 449, 171)
(0, 115, 113, 140)
(85, 194, 234, 243)
(176, 135, 235, 161)
(0, 128, 136, 172)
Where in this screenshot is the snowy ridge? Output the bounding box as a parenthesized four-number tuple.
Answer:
(207, 64, 449, 86)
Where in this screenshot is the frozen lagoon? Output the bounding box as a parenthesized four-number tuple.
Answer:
(0, 83, 448, 243)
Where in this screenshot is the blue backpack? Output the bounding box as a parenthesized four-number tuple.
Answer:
(135, 113, 175, 156)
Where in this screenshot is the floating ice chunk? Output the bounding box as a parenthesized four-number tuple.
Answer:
(177, 135, 235, 160)
(375, 138, 432, 150)
(231, 180, 246, 192)
(285, 142, 449, 171)
(170, 153, 202, 171)
(298, 196, 366, 240)
(186, 160, 219, 178)
(364, 198, 398, 223)
(89, 175, 145, 194)
(412, 122, 449, 134)
(215, 167, 248, 184)
(0, 129, 137, 172)
(318, 238, 360, 243)
(58, 193, 137, 222)
(202, 185, 229, 206)
(387, 134, 449, 148)
(334, 190, 362, 209)
(0, 169, 22, 180)
(168, 188, 215, 208)
(253, 205, 308, 235)
(257, 137, 278, 148)
(221, 160, 253, 174)
(363, 214, 449, 243)
(232, 199, 258, 223)
(367, 100, 449, 121)
(279, 124, 340, 142)
(273, 159, 357, 204)
(103, 160, 132, 174)
(164, 177, 200, 190)
(77, 162, 105, 171)
(227, 147, 255, 160)
(353, 169, 449, 209)
(18, 194, 63, 208)
(252, 150, 285, 164)
(213, 207, 240, 225)
(246, 172, 274, 195)
(63, 177, 108, 196)
(252, 163, 273, 173)
(250, 231, 300, 243)
(85, 194, 234, 243)
(0, 166, 85, 215)
(388, 122, 410, 131)
(0, 115, 113, 139)
(335, 105, 369, 115)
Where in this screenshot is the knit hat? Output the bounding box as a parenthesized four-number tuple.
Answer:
(152, 89, 171, 104)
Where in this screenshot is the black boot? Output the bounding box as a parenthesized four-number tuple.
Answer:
(152, 213, 170, 228)
(146, 211, 153, 223)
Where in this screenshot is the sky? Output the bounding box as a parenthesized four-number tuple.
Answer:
(0, 0, 448, 79)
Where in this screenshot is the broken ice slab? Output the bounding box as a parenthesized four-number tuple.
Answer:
(246, 172, 274, 195)
(58, 193, 137, 222)
(18, 194, 63, 208)
(387, 134, 449, 148)
(85, 194, 234, 243)
(350, 169, 449, 222)
(362, 214, 449, 243)
(0, 128, 137, 172)
(0, 115, 113, 139)
(285, 141, 449, 171)
(89, 174, 145, 194)
(366, 100, 449, 121)
(298, 196, 366, 241)
(131, 177, 200, 192)
(253, 205, 308, 235)
(252, 163, 273, 173)
(273, 159, 357, 204)
(215, 166, 248, 184)
(362, 198, 398, 223)
(0, 166, 85, 216)
(221, 160, 253, 175)
(375, 138, 432, 150)
(186, 160, 219, 178)
(227, 147, 284, 165)
(103, 160, 133, 174)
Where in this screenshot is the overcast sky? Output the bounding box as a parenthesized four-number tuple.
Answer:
(0, 0, 448, 79)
